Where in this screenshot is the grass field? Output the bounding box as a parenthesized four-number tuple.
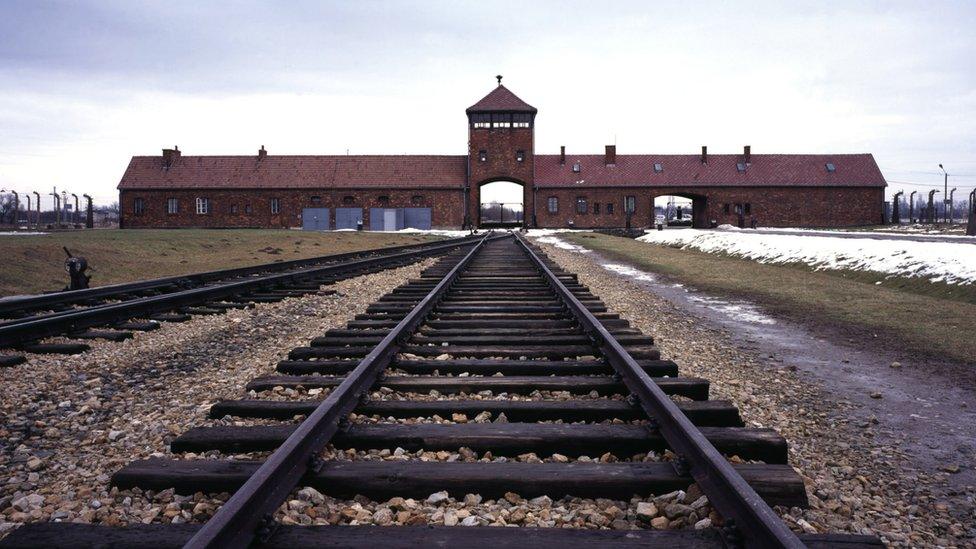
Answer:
(562, 232, 976, 365)
(0, 229, 445, 296)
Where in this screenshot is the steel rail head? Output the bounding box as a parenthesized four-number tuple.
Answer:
(183, 232, 492, 548)
(0, 236, 496, 349)
(512, 232, 804, 549)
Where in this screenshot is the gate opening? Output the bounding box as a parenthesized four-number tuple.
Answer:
(653, 194, 708, 228)
(479, 181, 524, 228)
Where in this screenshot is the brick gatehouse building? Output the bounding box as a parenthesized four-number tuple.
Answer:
(118, 80, 886, 230)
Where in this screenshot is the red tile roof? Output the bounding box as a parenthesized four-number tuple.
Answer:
(535, 153, 886, 188)
(466, 85, 537, 114)
(117, 155, 467, 190)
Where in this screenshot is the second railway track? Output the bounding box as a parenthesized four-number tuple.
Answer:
(0, 234, 485, 366)
(1, 232, 883, 547)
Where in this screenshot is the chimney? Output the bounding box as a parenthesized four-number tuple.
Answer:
(743, 145, 751, 163)
(258, 145, 267, 160)
(700, 145, 707, 164)
(560, 146, 566, 165)
(605, 145, 616, 165)
(162, 146, 181, 169)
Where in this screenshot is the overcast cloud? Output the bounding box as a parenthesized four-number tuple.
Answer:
(1, 0, 974, 206)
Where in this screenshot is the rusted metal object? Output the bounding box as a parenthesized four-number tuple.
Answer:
(63, 247, 91, 291)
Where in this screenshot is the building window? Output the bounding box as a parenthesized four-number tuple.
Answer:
(411, 195, 424, 205)
(516, 150, 525, 162)
(723, 203, 730, 214)
(547, 197, 558, 213)
(734, 203, 743, 215)
(310, 195, 322, 204)
(512, 113, 532, 128)
(342, 195, 356, 205)
(478, 150, 487, 162)
(471, 113, 490, 129)
(166, 198, 178, 214)
(230, 203, 238, 214)
(572, 162, 581, 173)
(593, 202, 600, 215)
(744, 203, 752, 215)
(624, 196, 636, 214)
(244, 203, 252, 214)
(196, 197, 209, 215)
(271, 198, 280, 214)
(491, 113, 511, 128)
(606, 203, 614, 214)
(377, 195, 390, 206)
(133, 198, 145, 215)
(576, 197, 588, 214)
(653, 162, 663, 173)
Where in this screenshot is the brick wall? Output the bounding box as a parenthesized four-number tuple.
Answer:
(120, 189, 465, 229)
(467, 126, 535, 227)
(532, 186, 883, 229)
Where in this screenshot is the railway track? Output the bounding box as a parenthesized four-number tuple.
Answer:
(0, 234, 484, 366)
(1, 232, 883, 547)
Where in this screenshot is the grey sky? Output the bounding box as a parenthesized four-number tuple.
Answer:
(1, 0, 974, 207)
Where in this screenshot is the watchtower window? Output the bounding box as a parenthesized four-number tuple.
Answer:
(342, 195, 356, 205)
(547, 197, 558, 213)
(411, 195, 424, 205)
(572, 162, 581, 173)
(576, 197, 588, 214)
(479, 150, 487, 162)
(471, 113, 490, 129)
(512, 113, 532, 128)
(491, 113, 511, 128)
(516, 150, 525, 162)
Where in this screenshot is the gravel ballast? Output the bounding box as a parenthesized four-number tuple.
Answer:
(532, 237, 974, 547)
(0, 259, 434, 538)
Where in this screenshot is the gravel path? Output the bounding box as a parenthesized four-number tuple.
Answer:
(0, 259, 434, 538)
(532, 238, 974, 547)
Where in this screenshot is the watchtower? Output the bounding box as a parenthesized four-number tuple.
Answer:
(466, 76, 537, 227)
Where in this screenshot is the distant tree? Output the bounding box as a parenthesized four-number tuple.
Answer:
(107, 201, 119, 214)
(0, 193, 16, 224)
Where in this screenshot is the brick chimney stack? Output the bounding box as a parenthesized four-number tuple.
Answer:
(258, 145, 267, 160)
(744, 145, 751, 163)
(560, 146, 565, 165)
(700, 145, 708, 164)
(605, 145, 616, 165)
(162, 146, 181, 169)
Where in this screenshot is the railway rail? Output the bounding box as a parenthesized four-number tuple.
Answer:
(1, 232, 883, 547)
(0, 234, 484, 366)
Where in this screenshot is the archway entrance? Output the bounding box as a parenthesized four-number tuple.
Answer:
(653, 194, 708, 228)
(478, 180, 524, 228)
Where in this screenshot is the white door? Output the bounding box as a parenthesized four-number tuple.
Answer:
(383, 209, 397, 231)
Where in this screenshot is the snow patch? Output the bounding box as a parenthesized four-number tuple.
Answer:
(637, 229, 976, 285)
(601, 263, 656, 282)
(685, 294, 776, 325)
(0, 231, 48, 236)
